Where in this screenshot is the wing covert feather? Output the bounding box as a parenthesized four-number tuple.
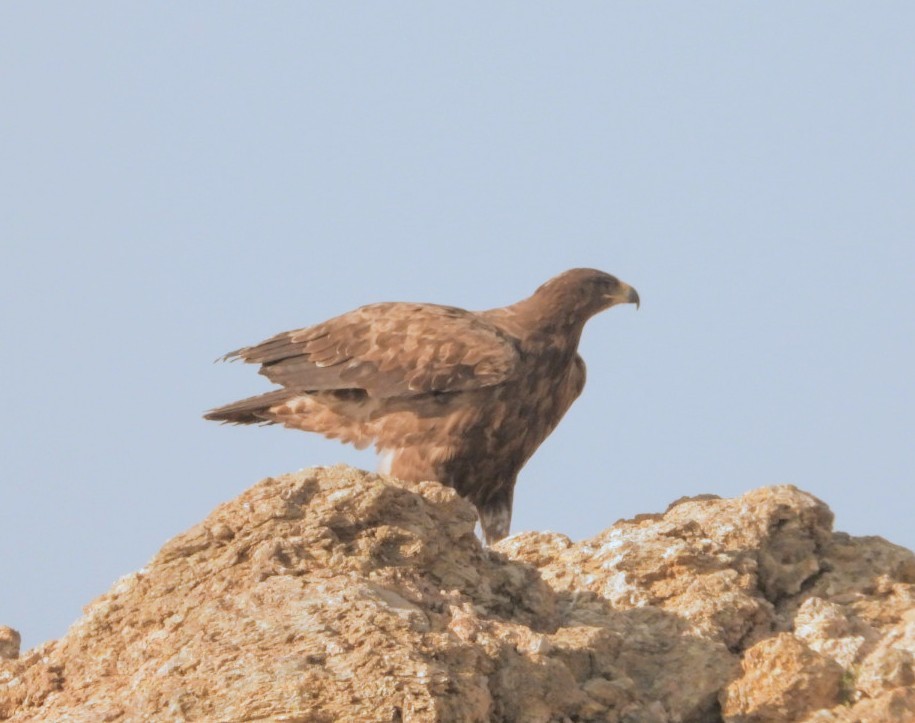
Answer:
(223, 302, 520, 397)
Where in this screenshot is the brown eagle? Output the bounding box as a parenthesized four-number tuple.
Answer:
(205, 268, 639, 544)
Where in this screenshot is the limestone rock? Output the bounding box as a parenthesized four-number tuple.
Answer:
(1, 467, 913, 722)
(720, 633, 845, 722)
(0, 630, 19, 662)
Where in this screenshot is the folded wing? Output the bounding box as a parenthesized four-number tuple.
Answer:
(222, 302, 521, 398)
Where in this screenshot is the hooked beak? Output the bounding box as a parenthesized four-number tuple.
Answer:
(605, 282, 640, 310)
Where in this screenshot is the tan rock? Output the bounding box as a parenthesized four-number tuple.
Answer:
(720, 633, 845, 721)
(809, 687, 915, 722)
(1, 468, 913, 721)
(856, 609, 915, 698)
(793, 597, 869, 667)
(0, 629, 19, 661)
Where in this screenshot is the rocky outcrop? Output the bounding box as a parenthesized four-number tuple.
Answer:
(2, 466, 913, 722)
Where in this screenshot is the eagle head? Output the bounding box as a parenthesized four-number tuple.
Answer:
(537, 268, 640, 318)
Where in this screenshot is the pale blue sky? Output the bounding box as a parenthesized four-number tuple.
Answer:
(2, 4, 913, 650)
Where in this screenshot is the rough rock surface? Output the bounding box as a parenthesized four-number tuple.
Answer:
(2, 466, 914, 722)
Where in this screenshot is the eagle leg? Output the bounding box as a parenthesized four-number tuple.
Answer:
(477, 486, 514, 546)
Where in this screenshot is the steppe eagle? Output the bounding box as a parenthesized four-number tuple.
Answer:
(205, 268, 639, 544)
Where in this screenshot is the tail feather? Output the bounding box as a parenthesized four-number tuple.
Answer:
(203, 389, 295, 425)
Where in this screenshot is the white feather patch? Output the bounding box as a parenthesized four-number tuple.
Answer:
(378, 448, 398, 475)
